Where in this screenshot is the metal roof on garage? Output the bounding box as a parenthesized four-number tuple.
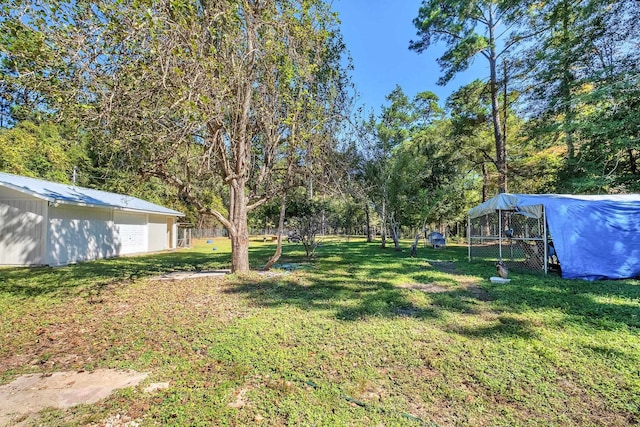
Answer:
(0, 172, 183, 216)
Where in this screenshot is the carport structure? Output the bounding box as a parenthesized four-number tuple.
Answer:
(468, 193, 640, 280)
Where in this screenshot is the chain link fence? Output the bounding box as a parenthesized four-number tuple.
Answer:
(192, 228, 227, 239)
(469, 210, 558, 273)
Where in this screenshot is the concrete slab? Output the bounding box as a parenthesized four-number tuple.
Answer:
(154, 270, 231, 281)
(0, 369, 148, 426)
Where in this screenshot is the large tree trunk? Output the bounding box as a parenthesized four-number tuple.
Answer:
(229, 181, 250, 274)
(263, 197, 286, 270)
(392, 226, 401, 251)
(380, 199, 387, 248)
(560, 0, 575, 162)
(230, 231, 250, 273)
(503, 58, 509, 182)
(365, 203, 372, 243)
(488, 6, 507, 194)
(482, 163, 489, 202)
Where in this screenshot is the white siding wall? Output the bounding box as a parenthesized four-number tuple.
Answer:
(1, 184, 178, 265)
(0, 199, 47, 265)
(171, 221, 178, 248)
(113, 211, 148, 255)
(47, 205, 117, 265)
(148, 215, 168, 252)
(0, 186, 33, 200)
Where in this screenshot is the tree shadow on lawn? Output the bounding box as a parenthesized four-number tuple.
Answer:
(225, 274, 441, 321)
(0, 251, 230, 299)
(5, 238, 637, 334)
(455, 260, 640, 330)
(227, 242, 494, 322)
(486, 277, 640, 329)
(446, 315, 539, 340)
(246, 241, 640, 332)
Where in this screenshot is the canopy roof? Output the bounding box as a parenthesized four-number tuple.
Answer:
(468, 193, 640, 280)
(0, 172, 183, 216)
(468, 193, 640, 219)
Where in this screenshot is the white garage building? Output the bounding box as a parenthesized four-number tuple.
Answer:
(0, 172, 183, 266)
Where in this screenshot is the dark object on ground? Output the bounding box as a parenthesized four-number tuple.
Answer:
(428, 231, 446, 248)
(496, 260, 509, 279)
(410, 234, 420, 257)
(287, 233, 301, 243)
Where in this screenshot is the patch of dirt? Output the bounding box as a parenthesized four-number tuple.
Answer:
(0, 369, 148, 426)
(95, 413, 142, 427)
(143, 382, 170, 393)
(154, 269, 230, 281)
(397, 283, 450, 293)
(429, 261, 480, 286)
(396, 261, 493, 304)
(466, 285, 492, 301)
(356, 382, 386, 403)
(1, 277, 247, 375)
(228, 387, 250, 409)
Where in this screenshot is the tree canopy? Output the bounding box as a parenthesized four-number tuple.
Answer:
(1, 0, 638, 262)
(1, 0, 352, 272)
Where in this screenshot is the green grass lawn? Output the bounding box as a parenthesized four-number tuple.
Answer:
(1, 237, 639, 426)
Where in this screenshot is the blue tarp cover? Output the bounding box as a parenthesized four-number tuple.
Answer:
(468, 193, 640, 280)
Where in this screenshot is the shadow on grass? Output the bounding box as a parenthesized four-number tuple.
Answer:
(0, 250, 231, 298)
(457, 252, 640, 330)
(4, 239, 639, 332)
(448, 315, 539, 340)
(244, 241, 640, 330)
(225, 275, 439, 321)
(225, 242, 485, 322)
(489, 280, 640, 329)
(427, 290, 490, 315)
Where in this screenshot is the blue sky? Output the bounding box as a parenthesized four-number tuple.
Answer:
(333, 0, 488, 116)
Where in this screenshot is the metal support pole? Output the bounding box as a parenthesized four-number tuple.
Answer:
(543, 207, 548, 274)
(468, 215, 472, 261)
(498, 210, 503, 260)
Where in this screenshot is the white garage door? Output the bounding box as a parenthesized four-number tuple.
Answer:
(114, 211, 148, 255)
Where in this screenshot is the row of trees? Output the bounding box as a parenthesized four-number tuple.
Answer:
(1, 0, 352, 272)
(410, 0, 640, 194)
(322, 0, 640, 250)
(1, 0, 639, 271)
